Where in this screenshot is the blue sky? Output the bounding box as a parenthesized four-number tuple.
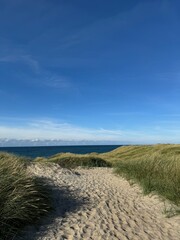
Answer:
(0, 0, 180, 146)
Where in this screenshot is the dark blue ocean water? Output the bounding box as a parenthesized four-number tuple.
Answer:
(0, 145, 122, 159)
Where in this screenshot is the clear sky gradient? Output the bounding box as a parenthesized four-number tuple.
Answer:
(0, 0, 180, 146)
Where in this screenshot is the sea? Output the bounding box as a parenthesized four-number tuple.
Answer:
(0, 145, 122, 159)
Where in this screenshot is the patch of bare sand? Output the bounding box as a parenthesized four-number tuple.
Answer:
(20, 163, 180, 240)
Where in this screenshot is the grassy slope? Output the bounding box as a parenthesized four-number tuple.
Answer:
(3, 142, 177, 238)
(101, 144, 180, 210)
(40, 144, 180, 208)
(99, 144, 179, 162)
(35, 144, 180, 208)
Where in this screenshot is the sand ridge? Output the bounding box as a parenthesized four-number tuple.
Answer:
(21, 163, 180, 240)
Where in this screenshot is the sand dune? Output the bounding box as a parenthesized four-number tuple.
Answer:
(21, 163, 180, 240)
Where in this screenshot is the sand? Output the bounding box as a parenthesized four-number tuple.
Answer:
(20, 163, 180, 240)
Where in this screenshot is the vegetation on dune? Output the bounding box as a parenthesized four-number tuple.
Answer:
(35, 153, 112, 168)
(0, 152, 51, 240)
(0, 151, 110, 238)
(35, 145, 180, 210)
(0, 143, 179, 239)
(106, 145, 180, 213)
(99, 144, 172, 162)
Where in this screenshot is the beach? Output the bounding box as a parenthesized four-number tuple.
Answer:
(20, 163, 180, 240)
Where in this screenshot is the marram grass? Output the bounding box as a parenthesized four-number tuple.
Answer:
(35, 153, 112, 168)
(0, 143, 179, 238)
(110, 145, 180, 213)
(0, 152, 51, 240)
(35, 144, 180, 211)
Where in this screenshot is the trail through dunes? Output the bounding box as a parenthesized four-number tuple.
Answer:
(20, 164, 180, 240)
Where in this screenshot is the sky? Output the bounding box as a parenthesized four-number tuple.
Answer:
(0, 0, 180, 146)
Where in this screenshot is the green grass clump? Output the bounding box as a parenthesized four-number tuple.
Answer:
(112, 145, 180, 208)
(35, 153, 112, 169)
(0, 152, 51, 239)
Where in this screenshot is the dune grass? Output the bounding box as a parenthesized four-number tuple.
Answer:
(99, 144, 169, 163)
(34, 145, 180, 210)
(35, 153, 112, 168)
(0, 152, 51, 240)
(1, 143, 179, 238)
(104, 145, 180, 213)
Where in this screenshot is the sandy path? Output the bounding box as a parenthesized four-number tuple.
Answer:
(21, 163, 180, 240)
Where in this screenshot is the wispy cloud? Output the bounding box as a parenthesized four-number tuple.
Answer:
(0, 119, 123, 141)
(0, 54, 39, 72)
(25, 2, 159, 69)
(0, 118, 179, 145)
(43, 75, 72, 89)
(60, 1, 161, 48)
(106, 111, 150, 116)
(0, 47, 75, 92)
